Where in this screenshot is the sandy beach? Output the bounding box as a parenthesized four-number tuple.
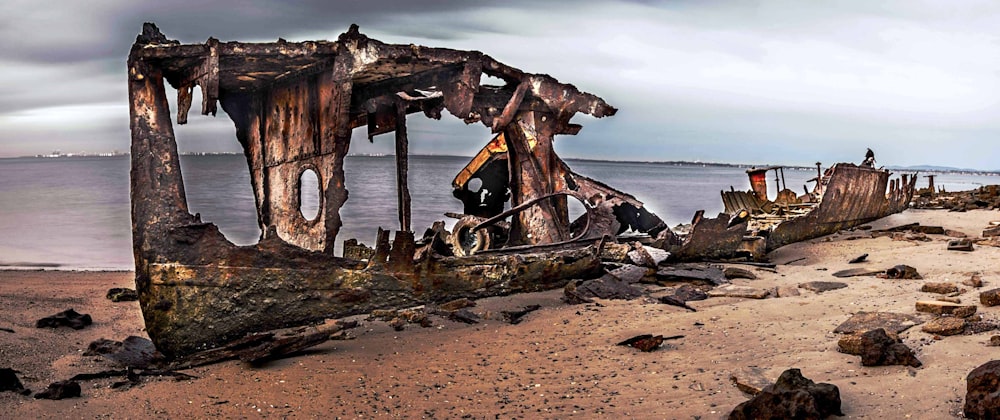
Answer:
(2, 208, 1000, 418)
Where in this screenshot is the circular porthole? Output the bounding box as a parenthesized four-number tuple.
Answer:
(299, 168, 320, 221)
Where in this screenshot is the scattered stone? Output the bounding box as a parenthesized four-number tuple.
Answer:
(387, 318, 406, 331)
(563, 280, 594, 304)
(35, 309, 92, 330)
(989, 336, 1000, 347)
(658, 295, 697, 312)
(921, 282, 959, 294)
(838, 330, 902, 356)
(945, 229, 968, 238)
(966, 321, 1000, 335)
(729, 366, 771, 396)
(728, 368, 843, 419)
(673, 284, 708, 302)
(912, 225, 946, 235)
(965, 273, 985, 288)
(906, 233, 931, 242)
(833, 312, 922, 335)
(774, 286, 800, 298)
(937, 297, 962, 304)
(948, 238, 975, 252)
(616, 334, 682, 352)
(848, 253, 869, 264)
(605, 264, 651, 284)
(984, 225, 1000, 238)
(34, 380, 81, 400)
(567, 275, 644, 301)
(447, 308, 480, 324)
(707, 285, 770, 299)
(965, 360, 1000, 419)
(858, 328, 922, 367)
(501, 305, 541, 325)
(438, 298, 476, 312)
(723, 267, 757, 280)
(981, 289, 1000, 306)
(0, 368, 28, 395)
(921, 317, 966, 336)
(627, 245, 671, 268)
(915, 301, 977, 318)
(798, 281, 847, 293)
(832, 268, 883, 278)
(656, 264, 728, 286)
(884, 265, 922, 279)
(105, 287, 139, 302)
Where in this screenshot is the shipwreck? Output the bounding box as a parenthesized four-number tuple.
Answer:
(127, 23, 916, 359)
(127, 23, 668, 358)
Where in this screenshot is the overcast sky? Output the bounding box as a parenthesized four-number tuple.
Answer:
(2, 0, 998, 169)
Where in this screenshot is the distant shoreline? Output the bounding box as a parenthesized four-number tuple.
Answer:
(3, 152, 998, 176)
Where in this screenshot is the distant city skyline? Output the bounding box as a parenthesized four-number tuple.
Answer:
(2, 1, 998, 170)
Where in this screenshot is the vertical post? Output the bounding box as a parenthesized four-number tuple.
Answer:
(395, 99, 411, 232)
(504, 111, 568, 245)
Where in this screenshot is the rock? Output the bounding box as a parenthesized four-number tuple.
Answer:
(605, 264, 651, 284)
(798, 281, 847, 293)
(912, 225, 946, 235)
(774, 286, 800, 298)
(937, 296, 962, 304)
(35, 309, 92, 330)
(438, 298, 476, 312)
(848, 253, 868, 263)
(948, 238, 975, 252)
(945, 229, 968, 238)
(858, 328, 922, 367)
(656, 264, 728, 286)
(658, 295, 697, 312)
(915, 301, 977, 318)
(723, 267, 757, 280)
(627, 245, 670, 268)
(884, 265, 922, 279)
(921, 282, 959, 294)
(34, 380, 81, 400)
(984, 225, 1000, 238)
(563, 280, 594, 304)
(921, 317, 966, 336)
(967, 321, 1000, 335)
(105, 287, 139, 302)
(989, 336, 1000, 347)
(833, 312, 922, 335)
(501, 305, 541, 325)
(728, 368, 843, 419)
(448, 308, 480, 324)
(570, 275, 645, 301)
(965, 360, 1000, 419)
(601, 242, 631, 262)
(617, 334, 665, 352)
(0, 368, 28, 395)
(965, 273, 985, 288)
(981, 289, 1000, 306)
(838, 330, 903, 355)
(673, 284, 708, 301)
(708, 285, 770, 299)
(729, 366, 771, 396)
(387, 318, 406, 331)
(832, 267, 883, 278)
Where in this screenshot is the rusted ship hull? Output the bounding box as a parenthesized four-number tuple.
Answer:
(765, 164, 915, 251)
(668, 162, 918, 261)
(128, 23, 626, 358)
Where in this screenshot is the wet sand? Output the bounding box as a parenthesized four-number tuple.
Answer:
(2, 208, 1000, 418)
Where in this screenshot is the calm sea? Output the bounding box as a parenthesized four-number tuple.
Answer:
(0, 155, 995, 270)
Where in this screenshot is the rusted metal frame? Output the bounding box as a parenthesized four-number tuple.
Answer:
(200, 37, 220, 116)
(394, 98, 412, 232)
(473, 190, 593, 240)
(504, 111, 570, 245)
(491, 80, 529, 133)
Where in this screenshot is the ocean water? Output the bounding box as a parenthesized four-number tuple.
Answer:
(0, 155, 995, 270)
